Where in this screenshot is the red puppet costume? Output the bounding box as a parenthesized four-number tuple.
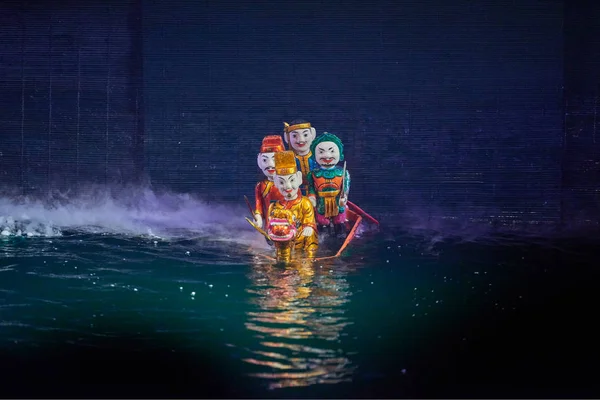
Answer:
(254, 135, 288, 229)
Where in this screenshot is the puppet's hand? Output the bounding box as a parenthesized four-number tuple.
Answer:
(339, 195, 348, 208)
(254, 213, 263, 229)
(302, 226, 314, 237)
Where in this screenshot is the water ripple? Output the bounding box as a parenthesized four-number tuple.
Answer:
(240, 259, 358, 390)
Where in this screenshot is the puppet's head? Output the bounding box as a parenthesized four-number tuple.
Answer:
(310, 132, 344, 169)
(273, 151, 303, 200)
(283, 119, 317, 156)
(257, 135, 286, 179)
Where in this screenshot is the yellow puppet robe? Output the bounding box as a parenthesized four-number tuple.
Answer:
(267, 195, 319, 257)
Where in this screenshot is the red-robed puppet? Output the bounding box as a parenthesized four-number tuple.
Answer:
(253, 135, 288, 229)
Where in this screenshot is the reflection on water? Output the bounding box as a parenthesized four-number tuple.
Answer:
(243, 259, 356, 390)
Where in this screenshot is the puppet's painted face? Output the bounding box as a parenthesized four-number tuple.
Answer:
(287, 128, 316, 154)
(257, 152, 276, 178)
(314, 140, 341, 168)
(274, 171, 302, 200)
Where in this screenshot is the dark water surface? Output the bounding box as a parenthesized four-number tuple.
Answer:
(0, 225, 599, 398)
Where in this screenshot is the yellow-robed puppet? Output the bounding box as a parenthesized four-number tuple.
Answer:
(267, 151, 319, 261)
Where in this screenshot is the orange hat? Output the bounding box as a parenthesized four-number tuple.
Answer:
(260, 135, 285, 153)
(274, 151, 298, 175)
(283, 121, 311, 134)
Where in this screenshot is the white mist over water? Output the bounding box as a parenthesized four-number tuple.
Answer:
(0, 186, 266, 247)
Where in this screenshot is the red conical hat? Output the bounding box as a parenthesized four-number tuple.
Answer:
(260, 135, 286, 153)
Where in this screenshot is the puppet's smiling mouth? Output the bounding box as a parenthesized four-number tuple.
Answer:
(265, 168, 275, 174)
(320, 158, 334, 164)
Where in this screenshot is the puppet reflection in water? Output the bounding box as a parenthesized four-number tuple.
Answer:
(243, 258, 356, 389)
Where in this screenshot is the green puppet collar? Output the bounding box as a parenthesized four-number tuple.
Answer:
(313, 166, 343, 179)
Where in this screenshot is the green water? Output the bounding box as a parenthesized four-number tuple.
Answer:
(0, 228, 598, 398)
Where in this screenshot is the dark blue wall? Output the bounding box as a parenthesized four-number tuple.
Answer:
(562, 0, 600, 227)
(142, 0, 564, 223)
(0, 0, 144, 195)
(4, 0, 599, 229)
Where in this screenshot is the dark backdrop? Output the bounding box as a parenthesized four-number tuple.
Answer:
(0, 0, 144, 195)
(1, 0, 599, 229)
(142, 0, 565, 224)
(562, 0, 600, 227)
